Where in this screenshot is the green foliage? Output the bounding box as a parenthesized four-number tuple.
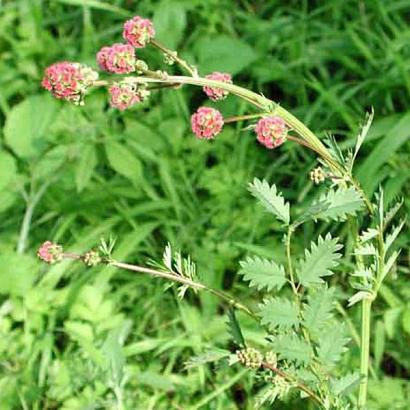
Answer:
(317, 325, 350, 368)
(238, 256, 286, 291)
(271, 334, 312, 365)
(4, 94, 59, 158)
(248, 178, 290, 225)
(259, 298, 299, 331)
(303, 287, 335, 338)
(331, 372, 362, 396)
(226, 309, 245, 347)
(297, 234, 343, 287)
(308, 187, 364, 221)
(0, 1, 408, 409)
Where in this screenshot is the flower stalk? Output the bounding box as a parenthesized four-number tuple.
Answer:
(358, 298, 372, 409)
(56, 251, 257, 320)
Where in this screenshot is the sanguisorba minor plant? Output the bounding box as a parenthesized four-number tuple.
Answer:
(39, 15, 405, 409)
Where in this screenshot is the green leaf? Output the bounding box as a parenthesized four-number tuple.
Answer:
(385, 221, 405, 251)
(297, 234, 342, 287)
(105, 142, 142, 185)
(357, 111, 410, 193)
(330, 372, 362, 396)
(248, 178, 290, 225)
(226, 309, 245, 347)
(0, 150, 17, 191)
(0, 252, 37, 296)
(402, 307, 410, 336)
(259, 298, 299, 330)
(239, 256, 286, 291)
(374, 320, 385, 369)
(307, 187, 364, 222)
(195, 35, 257, 75)
(271, 334, 312, 365)
(317, 325, 349, 367)
(4, 94, 58, 158)
(303, 287, 335, 337)
(75, 144, 97, 192)
(56, 0, 128, 15)
(153, 1, 187, 49)
(184, 349, 230, 370)
(350, 109, 374, 170)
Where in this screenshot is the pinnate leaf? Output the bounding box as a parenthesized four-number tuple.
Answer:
(330, 372, 362, 396)
(271, 334, 312, 365)
(239, 256, 286, 291)
(297, 234, 342, 287)
(306, 187, 363, 222)
(248, 178, 290, 225)
(317, 325, 349, 367)
(226, 309, 245, 347)
(303, 287, 335, 337)
(259, 298, 299, 330)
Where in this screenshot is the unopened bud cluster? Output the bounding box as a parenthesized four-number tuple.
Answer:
(236, 347, 263, 369)
(265, 351, 278, 367)
(272, 375, 292, 398)
(83, 250, 102, 267)
(310, 166, 326, 184)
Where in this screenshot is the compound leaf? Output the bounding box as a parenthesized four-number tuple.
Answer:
(259, 298, 299, 330)
(271, 334, 312, 365)
(239, 256, 286, 291)
(309, 187, 364, 222)
(303, 287, 335, 337)
(248, 178, 290, 225)
(297, 234, 342, 287)
(317, 325, 349, 368)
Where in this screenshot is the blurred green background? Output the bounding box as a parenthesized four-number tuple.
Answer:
(0, 1, 409, 409)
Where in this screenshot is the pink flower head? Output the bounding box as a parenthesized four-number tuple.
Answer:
(255, 116, 288, 149)
(96, 46, 111, 71)
(191, 107, 224, 139)
(109, 82, 141, 111)
(123, 16, 155, 48)
(42, 62, 98, 104)
(203, 72, 232, 101)
(96, 43, 136, 74)
(37, 241, 63, 264)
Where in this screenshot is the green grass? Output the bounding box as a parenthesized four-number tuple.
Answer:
(0, 1, 409, 408)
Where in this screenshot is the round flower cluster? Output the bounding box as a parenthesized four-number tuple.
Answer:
(254, 116, 288, 149)
(97, 43, 136, 74)
(236, 347, 263, 369)
(41, 62, 98, 104)
(109, 81, 150, 110)
(203, 72, 232, 101)
(37, 241, 63, 264)
(123, 16, 155, 48)
(191, 107, 224, 139)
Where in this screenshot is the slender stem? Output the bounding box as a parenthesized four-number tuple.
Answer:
(150, 39, 198, 77)
(112, 261, 206, 290)
(224, 113, 267, 124)
(262, 362, 325, 408)
(148, 82, 181, 91)
(17, 180, 53, 254)
(111, 261, 257, 319)
(358, 298, 372, 409)
(61, 254, 256, 320)
(91, 74, 373, 212)
(285, 226, 298, 295)
(348, 176, 374, 215)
